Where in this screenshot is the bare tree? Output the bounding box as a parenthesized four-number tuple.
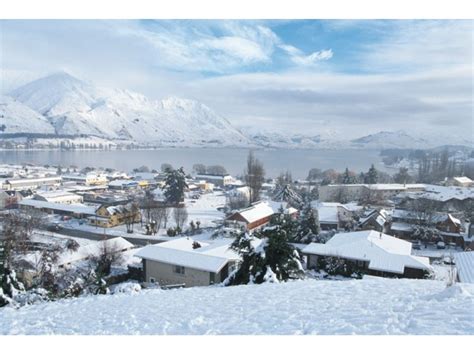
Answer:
(226, 194, 249, 211)
(173, 207, 189, 230)
(124, 203, 140, 233)
(91, 240, 124, 277)
(244, 150, 265, 203)
(409, 198, 438, 226)
(206, 165, 227, 175)
(161, 207, 170, 228)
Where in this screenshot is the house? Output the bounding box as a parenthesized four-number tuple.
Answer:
(311, 202, 361, 231)
(319, 183, 426, 203)
(390, 209, 465, 247)
(226, 201, 275, 231)
(135, 237, 252, 287)
(4, 176, 62, 190)
(62, 173, 108, 186)
(89, 203, 141, 228)
(33, 190, 84, 204)
(302, 230, 432, 279)
(0, 190, 22, 209)
(454, 251, 474, 283)
(18, 199, 96, 218)
(108, 179, 139, 190)
(195, 174, 233, 187)
(396, 184, 474, 212)
(450, 176, 474, 187)
(358, 209, 389, 232)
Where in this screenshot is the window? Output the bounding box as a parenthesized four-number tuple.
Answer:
(149, 277, 156, 283)
(173, 265, 185, 274)
(209, 272, 216, 284)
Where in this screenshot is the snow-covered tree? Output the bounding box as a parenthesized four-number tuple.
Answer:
(226, 215, 304, 286)
(341, 167, 356, 184)
(273, 184, 303, 208)
(293, 203, 320, 243)
(163, 167, 188, 204)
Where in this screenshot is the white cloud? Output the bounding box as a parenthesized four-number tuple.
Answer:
(279, 45, 333, 66)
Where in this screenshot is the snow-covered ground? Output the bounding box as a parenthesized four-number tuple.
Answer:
(1, 277, 472, 335)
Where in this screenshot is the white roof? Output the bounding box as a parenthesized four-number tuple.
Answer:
(135, 237, 242, 273)
(399, 184, 474, 202)
(34, 190, 81, 199)
(19, 199, 96, 215)
(453, 176, 473, 184)
(230, 201, 275, 224)
(455, 251, 474, 283)
(303, 230, 431, 274)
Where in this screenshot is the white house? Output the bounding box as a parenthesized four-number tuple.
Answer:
(195, 174, 233, 187)
(62, 173, 108, 186)
(302, 230, 432, 279)
(135, 238, 250, 287)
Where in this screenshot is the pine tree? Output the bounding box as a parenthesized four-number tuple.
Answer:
(273, 184, 302, 207)
(163, 167, 188, 204)
(365, 164, 378, 184)
(294, 202, 320, 243)
(226, 215, 304, 286)
(342, 167, 355, 184)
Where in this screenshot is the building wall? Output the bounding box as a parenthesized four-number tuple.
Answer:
(144, 259, 222, 287)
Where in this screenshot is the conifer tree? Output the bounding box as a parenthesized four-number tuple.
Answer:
(163, 167, 188, 204)
(365, 164, 378, 184)
(226, 213, 304, 286)
(294, 202, 320, 243)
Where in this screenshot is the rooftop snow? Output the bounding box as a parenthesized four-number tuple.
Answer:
(303, 230, 431, 274)
(229, 201, 275, 224)
(19, 199, 96, 215)
(135, 237, 241, 273)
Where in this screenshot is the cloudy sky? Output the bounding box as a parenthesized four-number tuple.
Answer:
(0, 20, 472, 140)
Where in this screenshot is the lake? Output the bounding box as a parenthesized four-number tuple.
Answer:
(0, 148, 386, 179)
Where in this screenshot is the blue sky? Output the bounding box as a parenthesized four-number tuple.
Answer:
(0, 19, 472, 140)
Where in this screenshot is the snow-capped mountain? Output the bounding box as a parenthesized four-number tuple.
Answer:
(0, 95, 56, 135)
(7, 72, 250, 146)
(350, 130, 430, 149)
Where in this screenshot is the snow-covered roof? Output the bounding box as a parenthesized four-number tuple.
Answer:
(109, 179, 138, 187)
(135, 237, 242, 273)
(455, 251, 474, 284)
(390, 222, 414, 232)
(229, 201, 275, 224)
(34, 190, 81, 200)
(453, 176, 473, 184)
(303, 230, 431, 274)
(19, 199, 96, 215)
(399, 184, 474, 202)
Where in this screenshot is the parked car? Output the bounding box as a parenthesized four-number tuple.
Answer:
(437, 241, 446, 249)
(412, 242, 421, 250)
(47, 223, 62, 232)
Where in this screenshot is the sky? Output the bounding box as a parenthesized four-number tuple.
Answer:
(0, 19, 472, 141)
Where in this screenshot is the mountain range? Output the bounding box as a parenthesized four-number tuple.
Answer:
(0, 72, 467, 150)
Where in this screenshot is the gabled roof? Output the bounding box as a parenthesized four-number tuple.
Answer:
(303, 230, 431, 274)
(228, 201, 275, 224)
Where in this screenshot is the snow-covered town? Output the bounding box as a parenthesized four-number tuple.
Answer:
(1, 153, 473, 335)
(1, 9, 473, 353)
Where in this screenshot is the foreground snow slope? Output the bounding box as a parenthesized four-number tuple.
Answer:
(1, 278, 473, 335)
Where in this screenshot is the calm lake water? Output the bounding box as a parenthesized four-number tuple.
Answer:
(0, 148, 385, 179)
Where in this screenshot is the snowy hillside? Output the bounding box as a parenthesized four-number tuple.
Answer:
(8, 72, 250, 146)
(0, 95, 55, 135)
(1, 278, 472, 335)
(350, 130, 429, 149)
